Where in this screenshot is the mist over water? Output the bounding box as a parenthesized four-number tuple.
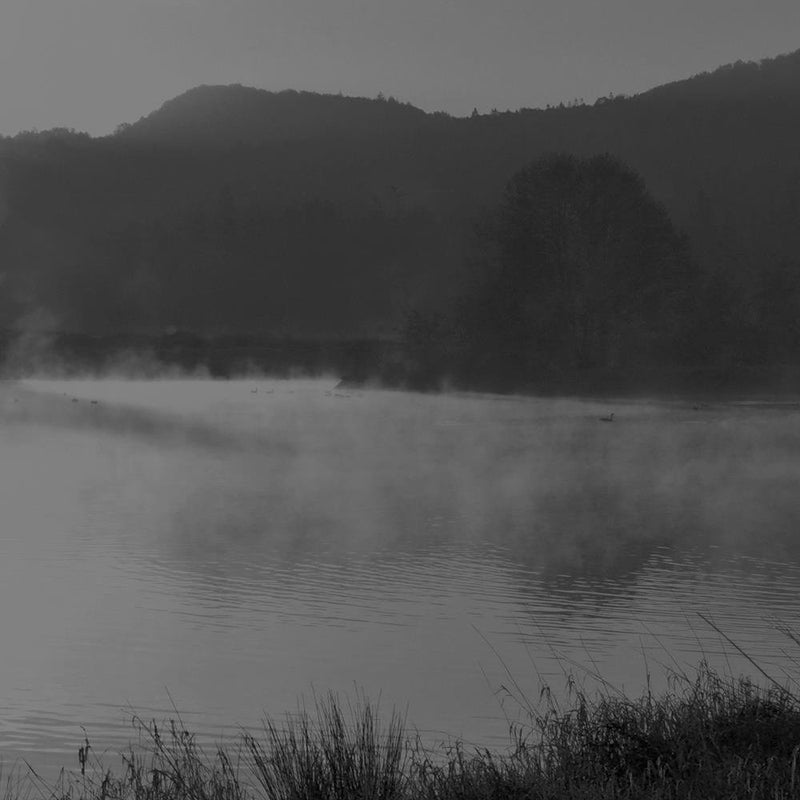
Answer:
(2, 378, 800, 775)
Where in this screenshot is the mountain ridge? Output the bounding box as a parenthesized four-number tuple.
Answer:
(110, 47, 800, 147)
(114, 84, 431, 147)
(0, 47, 798, 376)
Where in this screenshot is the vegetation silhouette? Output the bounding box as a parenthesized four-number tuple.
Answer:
(2, 50, 800, 391)
(13, 658, 800, 800)
(444, 153, 696, 391)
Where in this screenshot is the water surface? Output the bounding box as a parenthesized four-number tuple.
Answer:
(2, 379, 800, 774)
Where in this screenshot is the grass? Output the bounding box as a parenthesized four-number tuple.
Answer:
(10, 660, 800, 800)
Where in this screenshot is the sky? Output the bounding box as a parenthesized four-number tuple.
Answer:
(0, 0, 798, 136)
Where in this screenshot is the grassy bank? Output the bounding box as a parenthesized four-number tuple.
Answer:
(13, 663, 800, 800)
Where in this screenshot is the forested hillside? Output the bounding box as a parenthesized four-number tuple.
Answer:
(0, 49, 799, 384)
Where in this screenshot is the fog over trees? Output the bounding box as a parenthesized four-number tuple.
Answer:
(1, 49, 800, 389)
(460, 155, 694, 372)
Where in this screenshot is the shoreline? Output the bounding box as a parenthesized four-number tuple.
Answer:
(4, 331, 800, 401)
(4, 663, 800, 800)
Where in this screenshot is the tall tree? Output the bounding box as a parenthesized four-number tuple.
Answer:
(460, 154, 695, 380)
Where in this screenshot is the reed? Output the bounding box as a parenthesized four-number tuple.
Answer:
(10, 662, 800, 800)
(245, 693, 408, 800)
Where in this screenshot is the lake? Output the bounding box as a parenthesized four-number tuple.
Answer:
(2, 378, 800, 776)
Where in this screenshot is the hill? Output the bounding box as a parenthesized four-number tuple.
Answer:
(0, 49, 799, 378)
(117, 85, 430, 147)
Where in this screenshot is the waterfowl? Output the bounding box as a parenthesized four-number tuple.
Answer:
(599, 412, 615, 422)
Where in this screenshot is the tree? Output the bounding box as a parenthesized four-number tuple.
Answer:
(459, 153, 696, 380)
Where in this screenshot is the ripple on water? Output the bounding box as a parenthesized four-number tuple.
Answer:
(2, 380, 800, 776)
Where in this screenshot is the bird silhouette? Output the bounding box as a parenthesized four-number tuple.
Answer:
(599, 412, 615, 422)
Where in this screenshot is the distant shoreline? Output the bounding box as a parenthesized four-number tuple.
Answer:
(3, 332, 800, 401)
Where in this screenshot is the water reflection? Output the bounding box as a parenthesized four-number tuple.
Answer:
(1, 379, 800, 776)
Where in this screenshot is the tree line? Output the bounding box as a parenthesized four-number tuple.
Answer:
(396, 153, 800, 393)
(1, 51, 800, 390)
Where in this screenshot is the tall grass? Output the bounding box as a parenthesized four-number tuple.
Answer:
(245, 694, 408, 800)
(10, 664, 800, 800)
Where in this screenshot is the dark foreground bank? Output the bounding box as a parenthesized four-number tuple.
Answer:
(12, 663, 800, 800)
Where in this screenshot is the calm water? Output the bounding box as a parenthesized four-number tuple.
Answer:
(2, 378, 800, 774)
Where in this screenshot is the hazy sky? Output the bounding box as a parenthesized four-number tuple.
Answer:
(1, 0, 798, 136)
